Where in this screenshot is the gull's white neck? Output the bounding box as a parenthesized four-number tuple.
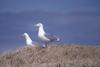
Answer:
(38, 25, 46, 36)
(25, 35, 32, 45)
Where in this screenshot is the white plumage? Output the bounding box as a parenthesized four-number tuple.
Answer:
(22, 33, 35, 46)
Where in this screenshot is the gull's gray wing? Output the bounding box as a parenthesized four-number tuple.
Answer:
(44, 33, 60, 42)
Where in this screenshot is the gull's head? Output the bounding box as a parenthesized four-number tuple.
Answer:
(22, 33, 28, 37)
(34, 23, 43, 28)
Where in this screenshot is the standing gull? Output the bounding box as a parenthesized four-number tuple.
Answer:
(22, 33, 36, 46)
(34, 23, 60, 47)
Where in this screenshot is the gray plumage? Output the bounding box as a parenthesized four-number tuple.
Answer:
(44, 33, 60, 42)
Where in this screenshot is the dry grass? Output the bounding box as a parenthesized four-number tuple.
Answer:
(0, 44, 100, 67)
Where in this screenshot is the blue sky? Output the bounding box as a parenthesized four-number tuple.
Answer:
(0, 0, 100, 12)
(0, 0, 100, 51)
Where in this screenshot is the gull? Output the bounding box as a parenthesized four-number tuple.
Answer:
(22, 33, 36, 46)
(34, 23, 60, 47)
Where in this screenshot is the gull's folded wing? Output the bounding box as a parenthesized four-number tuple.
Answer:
(44, 33, 60, 42)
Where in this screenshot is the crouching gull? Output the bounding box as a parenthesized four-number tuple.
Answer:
(22, 33, 36, 47)
(34, 23, 60, 47)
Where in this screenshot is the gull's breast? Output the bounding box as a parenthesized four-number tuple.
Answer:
(38, 34, 50, 42)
